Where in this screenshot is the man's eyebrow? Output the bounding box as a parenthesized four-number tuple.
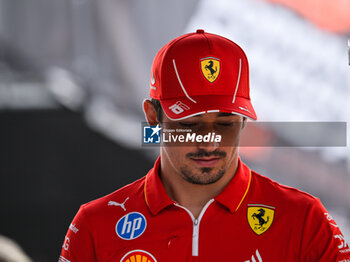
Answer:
(217, 112, 234, 117)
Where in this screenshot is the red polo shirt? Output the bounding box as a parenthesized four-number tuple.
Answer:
(59, 157, 350, 262)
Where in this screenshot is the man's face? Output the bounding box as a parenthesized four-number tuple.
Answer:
(161, 112, 245, 185)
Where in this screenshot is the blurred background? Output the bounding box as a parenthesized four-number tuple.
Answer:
(0, 0, 349, 261)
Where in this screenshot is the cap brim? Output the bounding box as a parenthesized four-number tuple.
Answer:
(160, 95, 257, 121)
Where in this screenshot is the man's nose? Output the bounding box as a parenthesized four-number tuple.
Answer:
(195, 124, 220, 151)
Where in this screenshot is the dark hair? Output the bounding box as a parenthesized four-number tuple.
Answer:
(150, 98, 163, 122)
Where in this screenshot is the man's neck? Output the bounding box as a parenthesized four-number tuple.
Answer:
(159, 157, 239, 219)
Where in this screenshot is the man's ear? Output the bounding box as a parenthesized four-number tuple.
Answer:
(143, 99, 159, 125)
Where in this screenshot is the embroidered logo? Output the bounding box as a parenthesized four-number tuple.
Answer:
(169, 101, 190, 115)
(59, 256, 71, 262)
(108, 197, 130, 211)
(151, 72, 156, 85)
(200, 57, 220, 83)
(120, 250, 157, 262)
(238, 106, 252, 115)
(247, 204, 275, 235)
(116, 212, 147, 240)
(151, 72, 156, 90)
(69, 223, 79, 234)
(244, 249, 263, 262)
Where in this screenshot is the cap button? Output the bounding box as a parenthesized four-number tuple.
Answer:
(196, 29, 205, 34)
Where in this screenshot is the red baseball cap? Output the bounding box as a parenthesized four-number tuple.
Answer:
(149, 29, 257, 120)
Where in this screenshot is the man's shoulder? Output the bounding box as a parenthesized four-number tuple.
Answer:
(80, 176, 147, 215)
(250, 170, 318, 208)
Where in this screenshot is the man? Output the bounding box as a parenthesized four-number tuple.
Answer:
(59, 29, 350, 262)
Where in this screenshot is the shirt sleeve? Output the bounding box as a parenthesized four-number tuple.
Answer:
(59, 205, 97, 262)
(300, 198, 350, 262)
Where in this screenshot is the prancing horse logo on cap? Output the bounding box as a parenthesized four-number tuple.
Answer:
(200, 57, 220, 83)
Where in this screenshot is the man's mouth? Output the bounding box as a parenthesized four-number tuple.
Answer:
(190, 157, 221, 167)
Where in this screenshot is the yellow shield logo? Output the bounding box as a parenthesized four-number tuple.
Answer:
(200, 57, 220, 83)
(247, 205, 275, 235)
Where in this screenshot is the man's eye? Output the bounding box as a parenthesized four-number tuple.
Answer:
(217, 122, 234, 127)
(179, 122, 197, 127)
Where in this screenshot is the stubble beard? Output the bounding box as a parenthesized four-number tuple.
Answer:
(180, 166, 226, 185)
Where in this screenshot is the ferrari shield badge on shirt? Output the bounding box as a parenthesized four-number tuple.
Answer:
(247, 204, 275, 235)
(200, 57, 220, 83)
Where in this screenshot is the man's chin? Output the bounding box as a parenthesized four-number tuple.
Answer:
(180, 167, 226, 185)
(199, 167, 214, 173)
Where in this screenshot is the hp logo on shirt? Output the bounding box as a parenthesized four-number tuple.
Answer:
(116, 212, 147, 240)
